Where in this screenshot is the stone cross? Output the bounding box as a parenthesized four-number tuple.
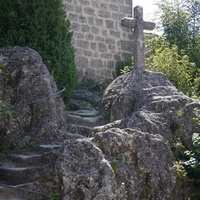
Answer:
(121, 6, 156, 70)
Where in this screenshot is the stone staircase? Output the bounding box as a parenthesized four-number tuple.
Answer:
(66, 88, 107, 137)
(0, 145, 61, 200)
(0, 88, 107, 200)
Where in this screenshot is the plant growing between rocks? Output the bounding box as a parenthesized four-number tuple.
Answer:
(173, 108, 200, 197)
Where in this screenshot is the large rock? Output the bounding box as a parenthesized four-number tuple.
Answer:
(56, 128, 178, 199)
(100, 70, 200, 150)
(0, 46, 69, 150)
(45, 69, 200, 199)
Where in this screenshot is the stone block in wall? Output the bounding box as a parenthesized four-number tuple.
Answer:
(106, 38, 115, 45)
(120, 40, 133, 52)
(100, 3, 108, 10)
(109, 4, 119, 12)
(68, 13, 79, 22)
(111, 12, 126, 20)
(95, 18, 104, 27)
(84, 7, 95, 16)
(83, 50, 93, 57)
(100, 68, 112, 77)
(74, 32, 85, 39)
(110, 0, 124, 4)
(88, 17, 94, 25)
(94, 52, 99, 58)
(71, 22, 81, 31)
(101, 53, 113, 59)
(81, 24, 90, 32)
(91, 26, 100, 35)
(95, 36, 105, 42)
(75, 49, 83, 56)
(85, 68, 96, 79)
(120, 5, 132, 13)
(79, 15, 87, 23)
(106, 20, 115, 29)
(90, 42, 97, 51)
(90, 59, 104, 69)
(77, 40, 89, 49)
(98, 43, 107, 52)
(76, 56, 89, 68)
(91, 1, 99, 8)
(75, 5, 82, 13)
(125, 0, 132, 5)
(85, 33, 94, 41)
(64, 3, 75, 12)
(110, 30, 121, 38)
(107, 60, 115, 70)
(79, 0, 90, 6)
(98, 10, 111, 18)
(102, 30, 108, 37)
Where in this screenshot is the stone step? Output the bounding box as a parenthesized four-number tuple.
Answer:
(38, 144, 62, 152)
(0, 153, 50, 168)
(68, 109, 99, 117)
(67, 114, 106, 127)
(0, 183, 48, 200)
(0, 144, 60, 199)
(0, 165, 53, 185)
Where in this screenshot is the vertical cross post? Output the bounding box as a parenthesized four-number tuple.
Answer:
(121, 6, 156, 70)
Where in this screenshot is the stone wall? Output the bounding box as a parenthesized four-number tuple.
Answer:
(64, 0, 133, 84)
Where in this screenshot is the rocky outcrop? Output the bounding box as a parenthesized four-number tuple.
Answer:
(56, 128, 176, 200)
(1, 47, 200, 199)
(0, 46, 75, 150)
(100, 70, 200, 150)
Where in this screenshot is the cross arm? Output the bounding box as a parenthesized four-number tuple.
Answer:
(121, 17, 156, 31)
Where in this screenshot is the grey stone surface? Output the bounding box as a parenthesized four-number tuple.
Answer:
(0, 46, 70, 150)
(56, 128, 177, 199)
(100, 70, 200, 150)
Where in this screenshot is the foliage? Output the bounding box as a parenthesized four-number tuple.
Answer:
(116, 58, 133, 76)
(48, 192, 61, 200)
(146, 36, 197, 96)
(156, 0, 200, 77)
(118, 36, 199, 97)
(183, 134, 200, 195)
(0, 0, 76, 103)
(172, 109, 200, 197)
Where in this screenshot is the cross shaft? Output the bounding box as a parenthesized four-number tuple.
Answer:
(121, 6, 156, 70)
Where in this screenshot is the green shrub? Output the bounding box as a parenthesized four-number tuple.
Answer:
(0, 0, 76, 103)
(146, 36, 196, 96)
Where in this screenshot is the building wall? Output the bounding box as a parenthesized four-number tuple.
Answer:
(63, 0, 133, 85)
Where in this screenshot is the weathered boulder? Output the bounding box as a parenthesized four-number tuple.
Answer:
(100, 70, 200, 150)
(0, 46, 70, 150)
(56, 128, 178, 199)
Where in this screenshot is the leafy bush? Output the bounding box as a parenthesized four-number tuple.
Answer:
(146, 36, 196, 96)
(0, 0, 76, 103)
